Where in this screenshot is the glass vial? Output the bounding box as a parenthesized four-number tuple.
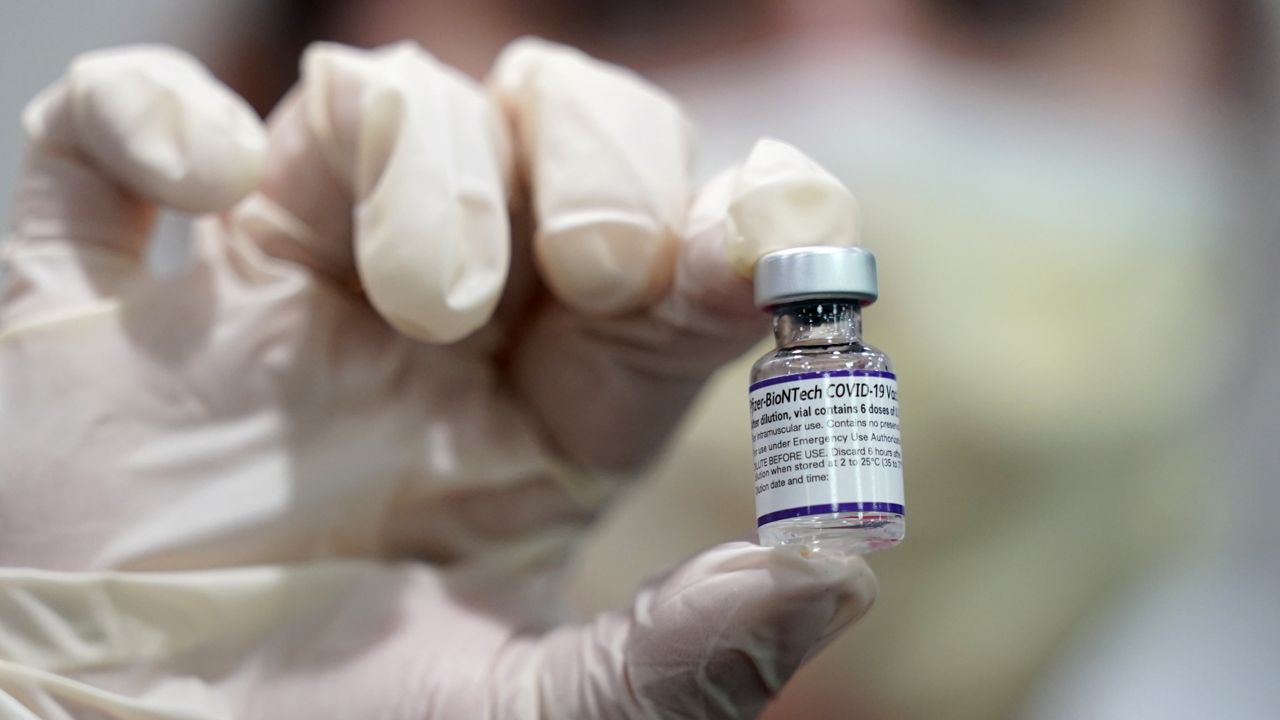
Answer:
(750, 246, 905, 556)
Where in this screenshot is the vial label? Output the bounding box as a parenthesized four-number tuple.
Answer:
(750, 370, 904, 526)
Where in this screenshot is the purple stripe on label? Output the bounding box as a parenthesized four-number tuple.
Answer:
(749, 369, 896, 392)
(757, 502, 905, 527)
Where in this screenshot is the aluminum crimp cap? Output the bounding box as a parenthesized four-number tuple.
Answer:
(753, 246, 879, 308)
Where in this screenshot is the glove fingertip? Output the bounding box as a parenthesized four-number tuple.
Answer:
(358, 232, 507, 344)
(490, 36, 691, 318)
(722, 138, 861, 274)
(617, 542, 877, 716)
(536, 213, 677, 314)
(337, 43, 510, 345)
(67, 45, 267, 213)
(708, 540, 879, 607)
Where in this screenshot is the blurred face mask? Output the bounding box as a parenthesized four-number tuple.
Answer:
(663, 40, 1249, 456)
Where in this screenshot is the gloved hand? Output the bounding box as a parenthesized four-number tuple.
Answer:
(0, 41, 875, 719)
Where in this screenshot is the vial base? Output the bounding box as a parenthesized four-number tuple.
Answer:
(759, 512, 905, 557)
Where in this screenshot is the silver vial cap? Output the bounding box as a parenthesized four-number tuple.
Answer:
(753, 246, 879, 308)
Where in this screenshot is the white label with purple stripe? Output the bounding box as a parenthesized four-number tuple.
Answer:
(750, 370, 904, 527)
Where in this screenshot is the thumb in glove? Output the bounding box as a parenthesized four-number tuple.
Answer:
(490, 541, 877, 719)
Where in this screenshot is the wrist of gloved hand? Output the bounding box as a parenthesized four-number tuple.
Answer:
(0, 542, 872, 719)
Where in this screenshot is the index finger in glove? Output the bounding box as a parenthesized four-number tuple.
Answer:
(232, 42, 511, 343)
(492, 542, 877, 719)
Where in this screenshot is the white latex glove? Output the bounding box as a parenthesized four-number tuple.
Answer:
(0, 42, 875, 719)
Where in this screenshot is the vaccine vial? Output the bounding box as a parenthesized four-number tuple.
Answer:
(750, 246, 905, 556)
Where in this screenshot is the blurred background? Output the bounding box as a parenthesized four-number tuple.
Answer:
(1, 1, 1276, 717)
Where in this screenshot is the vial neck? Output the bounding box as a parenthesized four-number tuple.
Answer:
(772, 300, 864, 349)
